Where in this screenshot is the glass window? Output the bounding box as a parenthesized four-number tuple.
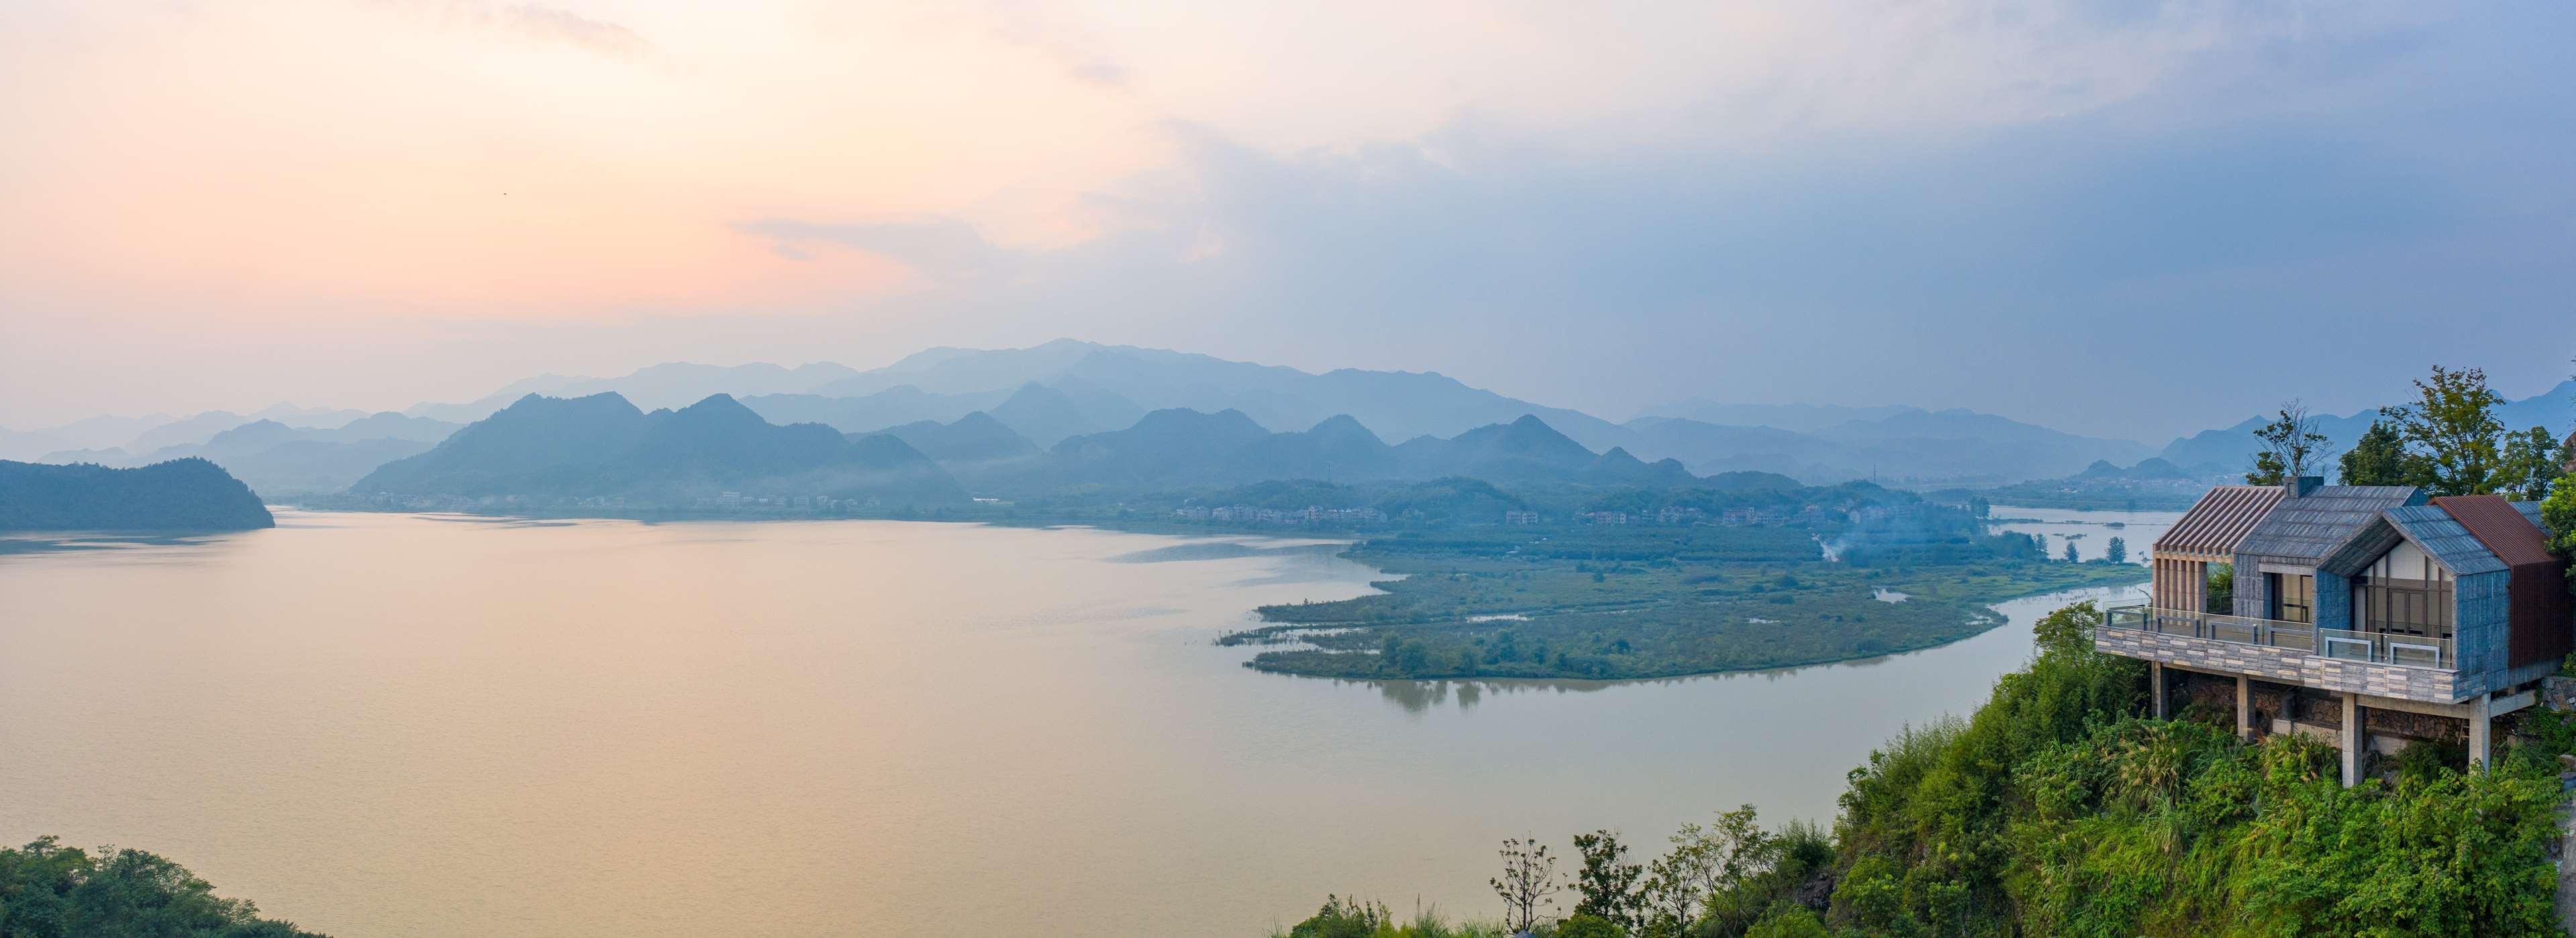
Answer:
(2268, 573, 2315, 624)
(2359, 550, 2453, 640)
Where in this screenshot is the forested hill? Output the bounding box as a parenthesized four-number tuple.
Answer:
(0, 458, 275, 531)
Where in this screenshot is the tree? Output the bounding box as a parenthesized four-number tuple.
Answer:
(2544, 480, 2575, 598)
(1491, 837, 1562, 933)
(2246, 450, 2287, 487)
(2499, 426, 2566, 502)
(0, 837, 324, 937)
(2103, 536, 2128, 565)
(2248, 400, 2333, 485)
(1572, 830, 1645, 931)
(2339, 420, 2419, 487)
(1639, 850, 1704, 937)
(1665, 805, 1779, 931)
(2379, 365, 2509, 496)
(2064, 540, 2081, 563)
(2208, 563, 2235, 613)
(2030, 600, 2105, 659)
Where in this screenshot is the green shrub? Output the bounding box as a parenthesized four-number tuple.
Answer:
(1288, 895, 1389, 938)
(1556, 914, 1626, 938)
(1744, 902, 1830, 938)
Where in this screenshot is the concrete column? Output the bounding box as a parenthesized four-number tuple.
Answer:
(2150, 662, 2167, 720)
(2236, 675, 2252, 740)
(2467, 694, 2491, 773)
(2340, 692, 2363, 788)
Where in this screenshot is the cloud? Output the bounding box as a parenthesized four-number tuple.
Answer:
(732, 13, 2576, 438)
(736, 219, 1022, 284)
(1064, 59, 1126, 88)
(380, 1, 660, 62)
(497, 4, 657, 62)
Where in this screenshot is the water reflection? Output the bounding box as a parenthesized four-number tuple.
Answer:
(0, 510, 2128, 938)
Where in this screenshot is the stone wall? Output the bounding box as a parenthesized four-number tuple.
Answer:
(2365, 707, 2466, 743)
(2544, 675, 2576, 711)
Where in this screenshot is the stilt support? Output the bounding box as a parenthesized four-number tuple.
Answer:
(2236, 675, 2252, 741)
(2468, 694, 2491, 773)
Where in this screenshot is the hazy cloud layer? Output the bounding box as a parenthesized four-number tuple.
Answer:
(1, 1, 2567, 438)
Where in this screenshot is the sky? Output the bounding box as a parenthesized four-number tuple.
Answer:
(2, 1, 2571, 440)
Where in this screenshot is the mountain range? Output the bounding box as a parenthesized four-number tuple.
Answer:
(12, 340, 2571, 496)
(389, 340, 2152, 484)
(36, 414, 462, 496)
(354, 393, 963, 505)
(2157, 380, 2576, 474)
(877, 406, 1705, 494)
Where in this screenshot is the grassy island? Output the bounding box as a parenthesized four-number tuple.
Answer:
(1224, 519, 2147, 681)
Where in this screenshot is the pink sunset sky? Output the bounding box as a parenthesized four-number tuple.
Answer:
(3, 1, 2568, 436)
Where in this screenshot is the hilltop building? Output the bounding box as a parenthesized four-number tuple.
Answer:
(2098, 476, 2571, 785)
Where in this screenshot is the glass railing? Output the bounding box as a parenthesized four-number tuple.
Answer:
(2099, 603, 2450, 670)
(2314, 627, 2453, 670)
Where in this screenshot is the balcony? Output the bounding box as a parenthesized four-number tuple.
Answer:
(2103, 604, 2454, 671)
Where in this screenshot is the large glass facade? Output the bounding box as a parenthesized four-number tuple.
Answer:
(2359, 546, 2453, 640)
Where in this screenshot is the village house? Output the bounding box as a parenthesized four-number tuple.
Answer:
(2097, 476, 2571, 785)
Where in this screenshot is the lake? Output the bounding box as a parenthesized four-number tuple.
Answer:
(0, 511, 2123, 937)
(1984, 503, 2185, 579)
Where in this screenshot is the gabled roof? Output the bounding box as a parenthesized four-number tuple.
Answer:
(2236, 485, 2424, 563)
(2153, 485, 2284, 558)
(2436, 495, 2556, 568)
(2513, 500, 2545, 531)
(2381, 505, 2508, 576)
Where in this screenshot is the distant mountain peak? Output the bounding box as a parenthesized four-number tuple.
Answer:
(1304, 414, 1383, 442)
(673, 393, 757, 417)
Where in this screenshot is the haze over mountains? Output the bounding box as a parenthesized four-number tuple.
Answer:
(377, 340, 2170, 484)
(353, 389, 1757, 508)
(10, 339, 2571, 500)
(354, 393, 964, 506)
(2156, 383, 2576, 473)
(30, 414, 462, 496)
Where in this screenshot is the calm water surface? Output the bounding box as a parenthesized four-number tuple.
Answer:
(0, 511, 2118, 937)
(1985, 504, 2184, 579)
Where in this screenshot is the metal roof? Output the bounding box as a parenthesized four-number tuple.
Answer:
(2236, 485, 2424, 563)
(2153, 485, 2285, 558)
(2437, 495, 2557, 569)
(2381, 504, 2508, 576)
(2513, 500, 2545, 530)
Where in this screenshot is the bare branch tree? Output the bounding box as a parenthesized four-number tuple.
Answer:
(1491, 836, 1561, 934)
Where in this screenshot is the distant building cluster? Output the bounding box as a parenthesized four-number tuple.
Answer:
(1502, 510, 1542, 525)
(1170, 504, 1388, 526)
(1564, 505, 1818, 528)
(1718, 506, 1777, 526)
(693, 491, 877, 513)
